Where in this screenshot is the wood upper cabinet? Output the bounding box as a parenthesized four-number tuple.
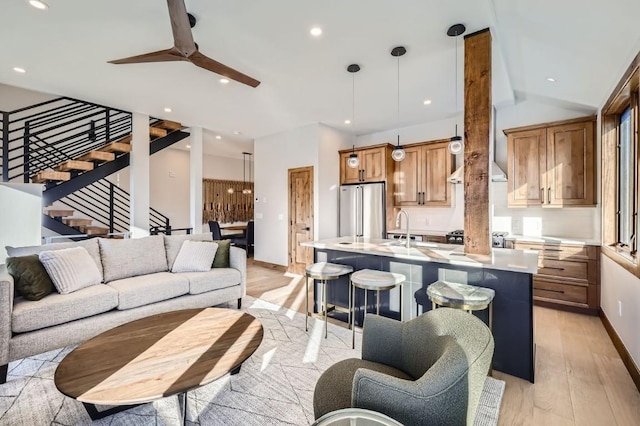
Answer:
(394, 141, 454, 207)
(339, 145, 389, 184)
(504, 116, 597, 207)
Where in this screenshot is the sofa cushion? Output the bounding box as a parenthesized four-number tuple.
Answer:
(99, 236, 168, 282)
(171, 241, 218, 273)
(6, 255, 55, 301)
(181, 268, 242, 295)
(39, 247, 103, 294)
(12, 284, 118, 333)
(6, 238, 104, 281)
(107, 272, 189, 310)
(212, 240, 231, 268)
(164, 233, 213, 269)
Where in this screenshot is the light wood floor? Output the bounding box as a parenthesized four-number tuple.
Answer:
(246, 260, 640, 425)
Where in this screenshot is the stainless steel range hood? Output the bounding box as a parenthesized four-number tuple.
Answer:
(447, 162, 507, 184)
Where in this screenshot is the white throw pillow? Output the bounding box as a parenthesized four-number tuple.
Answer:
(171, 240, 218, 273)
(39, 246, 103, 294)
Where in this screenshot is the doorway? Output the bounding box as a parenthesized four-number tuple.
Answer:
(288, 166, 314, 275)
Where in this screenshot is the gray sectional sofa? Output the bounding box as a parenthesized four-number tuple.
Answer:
(0, 233, 246, 384)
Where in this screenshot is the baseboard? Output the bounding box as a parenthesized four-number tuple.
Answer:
(251, 259, 287, 272)
(599, 309, 640, 393)
(534, 299, 598, 316)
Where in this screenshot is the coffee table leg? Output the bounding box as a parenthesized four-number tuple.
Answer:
(178, 392, 188, 425)
(82, 402, 142, 420)
(231, 365, 242, 375)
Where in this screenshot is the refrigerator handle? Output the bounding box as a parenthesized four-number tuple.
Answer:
(356, 185, 363, 236)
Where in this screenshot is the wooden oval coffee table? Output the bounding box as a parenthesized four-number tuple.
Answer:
(54, 308, 263, 424)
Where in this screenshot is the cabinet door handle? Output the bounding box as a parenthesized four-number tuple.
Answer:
(422, 192, 426, 205)
(541, 188, 545, 203)
(417, 191, 421, 205)
(547, 187, 551, 204)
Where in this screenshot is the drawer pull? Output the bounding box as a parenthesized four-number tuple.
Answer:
(542, 267, 565, 271)
(544, 289, 565, 294)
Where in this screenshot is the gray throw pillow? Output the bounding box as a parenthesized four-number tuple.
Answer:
(39, 247, 102, 294)
(6, 255, 55, 301)
(171, 240, 218, 273)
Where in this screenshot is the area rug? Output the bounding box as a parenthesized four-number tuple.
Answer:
(0, 296, 504, 425)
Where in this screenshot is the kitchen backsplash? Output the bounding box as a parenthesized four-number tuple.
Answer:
(395, 182, 600, 241)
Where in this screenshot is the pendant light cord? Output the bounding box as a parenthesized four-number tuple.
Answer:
(454, 33, 459, 137)
(352, 71, 356, 144)
(397, 54, 400, 144)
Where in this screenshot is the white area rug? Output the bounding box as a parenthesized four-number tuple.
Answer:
(0, 297, 504, 425)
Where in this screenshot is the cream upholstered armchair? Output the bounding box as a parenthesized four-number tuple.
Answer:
(313, 307, 494, 426)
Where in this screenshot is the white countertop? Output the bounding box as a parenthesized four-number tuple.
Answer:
(505, 234, 601, 246)
(302, 237, 539, 274)
(386, 229, 448, 236)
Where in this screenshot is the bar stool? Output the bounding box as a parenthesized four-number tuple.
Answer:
(425, 280, 495, 331)
(350, 269, 405, 349)
(305, 262, 354, 338)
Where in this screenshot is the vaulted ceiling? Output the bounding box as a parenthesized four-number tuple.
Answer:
(1, 0, 639, 150)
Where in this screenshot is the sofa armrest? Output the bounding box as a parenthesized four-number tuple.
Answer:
(361, 314, 404, 370)
(229, 246, 246, 298)
(0, 265, 14, 366)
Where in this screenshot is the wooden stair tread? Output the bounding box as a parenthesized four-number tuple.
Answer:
(99, 142, 132, 153)
(80, 225, 110, 235)
(116, 135, 132, 144)
(46, 209, 74, 218)
(153, 120, 182, 131)
(149, 127, 168, 138)
(55, 160, 94, 172)
(76, 151, 115, 163)
(62, 218, 93, 227)
(32, 170, 70, 183)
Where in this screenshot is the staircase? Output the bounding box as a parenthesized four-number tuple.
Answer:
(0, 97, 189, 237)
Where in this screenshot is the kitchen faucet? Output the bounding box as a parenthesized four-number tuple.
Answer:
(395, 210, 411, 248)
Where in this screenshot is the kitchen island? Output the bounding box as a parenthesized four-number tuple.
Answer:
(302, 236, 539, 382)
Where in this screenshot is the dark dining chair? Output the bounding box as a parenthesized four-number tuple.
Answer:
(208, 221, 242, 240)
(232, 221, 254, 256)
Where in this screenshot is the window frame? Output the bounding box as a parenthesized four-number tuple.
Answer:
(602, 54, 640, 275)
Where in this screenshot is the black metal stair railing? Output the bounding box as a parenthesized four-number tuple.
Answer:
(0, 96, 186, 234)
(1, 97, 132, 182)
(55, 179, 169, 233)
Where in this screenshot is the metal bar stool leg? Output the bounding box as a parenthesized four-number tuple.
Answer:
(348, 278, 352, 330)
(489, 301, 493, 332)
(305, 275, 309, 332)
(351, 281, 356, 349)
(323, 280, 328, 339)
(376, 289, 380, 315)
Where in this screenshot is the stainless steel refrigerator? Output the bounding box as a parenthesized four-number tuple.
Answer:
(339, 183, 386, 238)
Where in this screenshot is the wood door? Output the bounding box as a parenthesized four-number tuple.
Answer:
(507, 129, 547, 206)
(288, 166, 314, 275)
(362, 147, 385, 182)
(423, 143, 454, 206)
(546, 121, 596, 206)
(339, 151, 362, 184)
(393, 146, 421, 206)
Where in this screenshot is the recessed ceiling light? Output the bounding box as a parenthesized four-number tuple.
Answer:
(219, 78, 230, 84)
(423, 99, 432, 105)
(233, 131, 241, 135)
(13, 67, 26, 73)
(546, 77, 556, 82)
(186, 144, 191, 148)
(215, 135, 222, 140)
(164, 107, 172, 113)
(28, 0, 48, 10)
(344, 119, 351, 124)
(310, 27, 323, 37)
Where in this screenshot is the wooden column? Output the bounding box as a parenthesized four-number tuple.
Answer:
(463, 28, 492, 255)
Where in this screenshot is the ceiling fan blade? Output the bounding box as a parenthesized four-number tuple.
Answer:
(189, 51, 261, 88)
(167, 0, 196, 56)
(108, 48, 186, 64)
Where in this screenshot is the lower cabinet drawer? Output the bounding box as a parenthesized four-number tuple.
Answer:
(537, 258, 589, 280)
(533, 278, 588, 304)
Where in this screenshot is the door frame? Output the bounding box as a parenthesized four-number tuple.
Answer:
(288, 166, 314, 274)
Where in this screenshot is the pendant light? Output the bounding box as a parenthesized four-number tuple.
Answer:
(241, 152, 253, 194)
(447, 24, 465, 155)
(391, 46, 406, 162)
(347, 64, 361, 169)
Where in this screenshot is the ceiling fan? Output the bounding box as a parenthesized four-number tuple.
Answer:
(107, 0, 260, 88)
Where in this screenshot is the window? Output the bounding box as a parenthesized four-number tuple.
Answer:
(602, 52, 640, 275)
(617, 107, 636, 252)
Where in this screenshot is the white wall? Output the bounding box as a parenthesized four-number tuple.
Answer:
(0, 83, 57, 112)
(601, 255, 640, 369)
(254, 123, 320, 266)
(0, 183, 42, 264)
(111, 142, 251, 229)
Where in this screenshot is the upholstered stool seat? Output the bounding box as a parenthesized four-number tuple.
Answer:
(426, 280, 495, 330)
(305, 262, 353, 338)
(349, 269, 405, 349)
